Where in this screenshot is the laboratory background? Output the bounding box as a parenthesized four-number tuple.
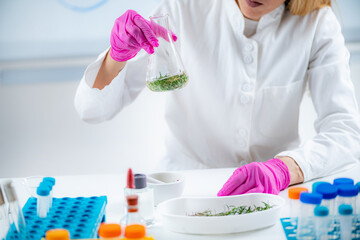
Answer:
(1, 0, 360, 178)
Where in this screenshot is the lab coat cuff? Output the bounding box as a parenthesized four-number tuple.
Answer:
(81, 47, 129, 98)
(275, 151, 310, 182)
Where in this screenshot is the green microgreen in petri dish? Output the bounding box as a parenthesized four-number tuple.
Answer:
(189, 202, 273, 217)
(146, 72, 188, 92)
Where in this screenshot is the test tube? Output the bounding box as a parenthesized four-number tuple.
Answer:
(40, 181, 53, 213)
(316, 183, 338, 232)
(288, 187, 308, 226)
(3, 181, 28, 238)
(43, 177, 55, 209)
(337, 184, 358, 231)
(338, 204, 353, 240)
(314, 205, 329, 240)
(296, 192, 322, 240)
(36, 186, 50, 218)
(0, 185, 10, 240)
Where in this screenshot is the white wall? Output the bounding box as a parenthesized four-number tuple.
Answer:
(0, 80, 167, 177)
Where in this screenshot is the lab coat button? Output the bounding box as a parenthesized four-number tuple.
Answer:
(242, 83, 254, 92)
(239, 139, 247, 148)
(240, 95, 250, 104)
(238, 128, 247, 137)
(244, 55, 253, 64)
(244, 44, 254, 51)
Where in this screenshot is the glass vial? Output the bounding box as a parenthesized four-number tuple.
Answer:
(146, 14, 188, 92)
(125, 174, 155, 226)
(120, 195, 146, 226)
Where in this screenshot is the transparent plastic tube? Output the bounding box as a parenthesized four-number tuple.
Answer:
(316, 183, 338, 233)
(336, 184, 358, 232)
(288, 187, 308, 226)
(314, 206, 330, 240)
(37, 186, 50, 218)
(296, 193, 322, 240)
(338, 204, 353, 240)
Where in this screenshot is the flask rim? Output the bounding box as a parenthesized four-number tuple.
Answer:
(150, 13, 170, 21)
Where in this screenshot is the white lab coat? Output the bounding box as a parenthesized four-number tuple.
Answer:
(75, 0, 360, 181)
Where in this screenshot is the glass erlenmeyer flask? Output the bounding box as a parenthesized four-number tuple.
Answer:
(146, 14, 188, 92)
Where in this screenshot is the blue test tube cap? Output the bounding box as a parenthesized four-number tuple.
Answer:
(333, 178, 354, 186)
(39, 181, 53, 191)
(312, 181, 331, 193)
(337, 184, 358, 197)
(316, 183, 338, 200)
(37, 186, 50, 196)
(314, 206, 329, 217)
(300, 192, 322, 205)
(338, 204, 353, 215)
(43, 177, 56, 186)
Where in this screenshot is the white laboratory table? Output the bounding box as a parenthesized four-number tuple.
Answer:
(3, 162, 360, 240)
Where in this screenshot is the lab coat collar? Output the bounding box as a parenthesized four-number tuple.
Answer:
(225, 0, 285, 37)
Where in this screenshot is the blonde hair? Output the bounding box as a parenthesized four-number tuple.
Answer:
(287, 0, 331, 16)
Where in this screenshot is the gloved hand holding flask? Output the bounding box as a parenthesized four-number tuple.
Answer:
(110, 10, 177, 62)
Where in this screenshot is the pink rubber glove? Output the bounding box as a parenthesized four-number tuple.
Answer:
(217, 158, 290, 196)
(110, 10, 177, 62)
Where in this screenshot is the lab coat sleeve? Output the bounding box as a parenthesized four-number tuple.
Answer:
(276, 8, 360, 181)
(74, 48, 147, 123)
(74, 0, 181, 123)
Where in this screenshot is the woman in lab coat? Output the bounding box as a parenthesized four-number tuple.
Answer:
(75, 0, 360, 195)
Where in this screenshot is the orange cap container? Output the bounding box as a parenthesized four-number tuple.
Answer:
(125, 224, 146, 239)
(288, 187, 308, 200)
(45, 229, 70, 240)
(98, 223, 122, 238)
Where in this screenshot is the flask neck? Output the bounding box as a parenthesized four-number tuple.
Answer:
(150, 14, 171, 39)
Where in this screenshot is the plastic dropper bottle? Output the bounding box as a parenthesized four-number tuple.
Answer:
(98, 223, 122, 239)
(46, 229, 70, 240)
(288, 187, 308, 226)
(0, 185, 10, 240)
(121, 195, 146, 226)
(125, 174, 155, 226)
(338, 204, 353, 240)
(314, 205, 330, 240)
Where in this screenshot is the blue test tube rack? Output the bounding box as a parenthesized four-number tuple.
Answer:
(6, 196, 107, 240)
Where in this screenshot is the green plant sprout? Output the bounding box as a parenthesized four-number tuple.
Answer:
(146, 72, 188, 92)
(189, 202, 273, 217)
